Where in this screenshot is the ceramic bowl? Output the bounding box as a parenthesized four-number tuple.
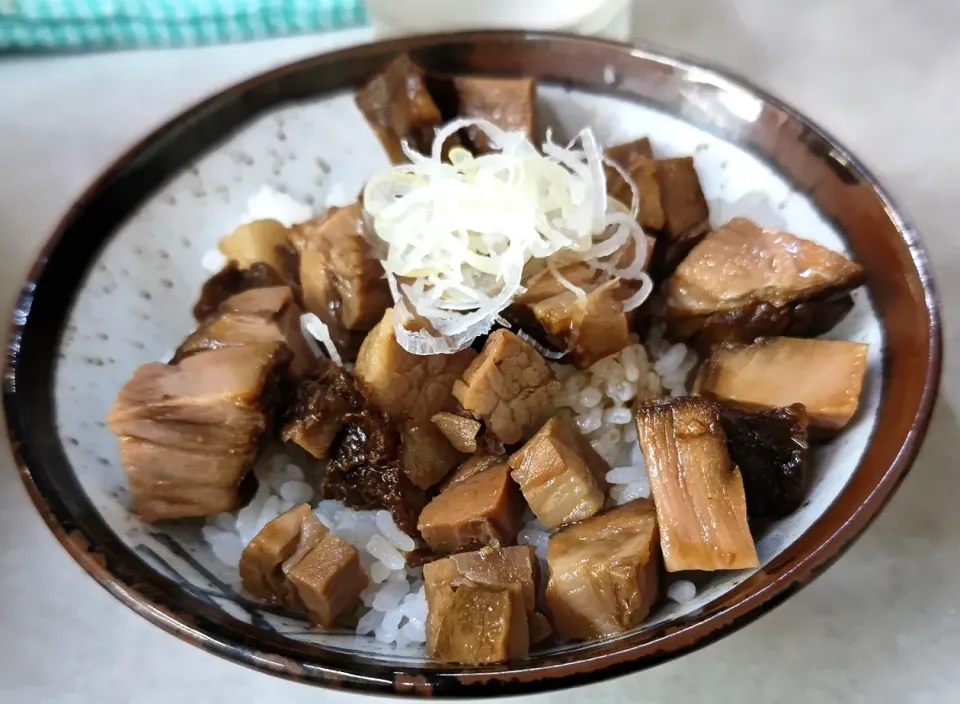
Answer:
(2, 31, 940, 697)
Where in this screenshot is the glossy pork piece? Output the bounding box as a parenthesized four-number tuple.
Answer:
(530, 278, 632, 369)
(239, 504, 368, 627)
(424, 545, 548, 648)
(696, 336, 869, 434)
(430, 412, 482, 453)
(652, 156, 711, 274)
(399, 420, 465, 490)
(106, 343, 290, 522)
(424, 545, 540, 614)
(192, 261, 289, 323)
(507, 415, 609, 528)
(545, 499, 661, 640)
(635, 397, 759, 572)
(290, 203, 391, 358)
(283, 528, 368, 628)
(321, 406, 426, 537)
(426, 584, 529, 664)
(281, 357, 366, 459)
(175, 285, 313, 376)
(605, 138, 666, 231)
(453, 329, 560, 444)
(666, 218, 865, 346)
(355, 53, 444, 164)
(355, 309, 477, 423)
(239, 503, 322, 602)
(451, 76, 536, 153)
(439, 453, 506, 492)
(217, 219, 290, 272)
(720, 404, 810, 519)
(417, 464, 524, 553)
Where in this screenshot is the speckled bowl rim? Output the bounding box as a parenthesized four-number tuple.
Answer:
(2, 31, 941, 697)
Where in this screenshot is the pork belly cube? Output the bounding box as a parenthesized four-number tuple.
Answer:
(431, 411, 482, 453)
(635, 397, 759, 572)
(283, 530, 369, 628)
(106, 343, 289, 522)
(424, 545, 540, 614)
(453, 76, 536, 153)
(666, 218, 864, 345)
(355, 54, 445, 164)
(605, 138, 666, 231)
(424, 545, 546, 649)
(439, 453, 505, 492)
(452, 329, 560, 444)
(695, 336, 869, 434)
(653, 157, 711, 274)
(417, 464, 524, 553)
(426, 584, 529, 664)
(355, 308, 477, 423)
(545, 499, 661, 640)
(400, 420, 466, 490)
(239, 504, 322, 603)
(507, 415, 609, 528)
(530, 278, 632, 369)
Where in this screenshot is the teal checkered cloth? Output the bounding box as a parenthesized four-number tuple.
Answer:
(0, 0, 367, 51)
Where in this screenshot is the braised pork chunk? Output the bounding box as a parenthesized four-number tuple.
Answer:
(696, 336, 869, 434)
(635, 397, 758, 572)
(452, 330, 560, 444)
(666, 218, 864, 346)
(107, 343, 290, 522)
(546, 500, 661, 640)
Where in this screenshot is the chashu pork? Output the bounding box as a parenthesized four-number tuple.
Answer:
(666, 218, 865, 347)
(175, 285, 313, 376)
(452, 329, 560, 445)
(289, 203, 392, 361)
(695, 336, 869, 435)
(545, 499, 661, 640)
(107, 343, 290, 522)
(355, 54, 445, 164)
(635, 396, 759, 572)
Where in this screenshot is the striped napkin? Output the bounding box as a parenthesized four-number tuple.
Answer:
(0, 0, 367, 51)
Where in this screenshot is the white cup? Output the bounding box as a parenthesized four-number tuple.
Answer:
(364, 0, 634, 41)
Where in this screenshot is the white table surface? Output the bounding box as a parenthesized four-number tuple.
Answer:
(1, 1, 958, 702)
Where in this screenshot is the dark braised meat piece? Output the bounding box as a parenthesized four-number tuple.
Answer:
(450, 76, 536, 153)
(281, 357, 366, 459)
(355, 54, 445, 164)
(651, 157, 711, 276)
(605, 138, 665, 231)
(720, 404, 810, 520)
(321, 408, 426, 537)
(193, 261, 287, 322)
(289, 203, 391, 361)
(666, 218, 865, 347)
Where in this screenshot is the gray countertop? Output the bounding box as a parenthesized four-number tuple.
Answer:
(1, 1, 957, 701)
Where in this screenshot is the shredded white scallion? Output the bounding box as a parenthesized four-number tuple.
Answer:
(362, 120, 653, 353)
(300, 313, 342, 366)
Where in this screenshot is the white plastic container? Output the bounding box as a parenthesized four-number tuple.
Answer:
(364, 0, 633, 41)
